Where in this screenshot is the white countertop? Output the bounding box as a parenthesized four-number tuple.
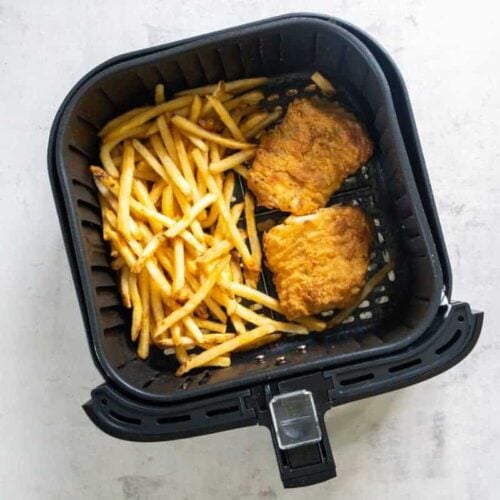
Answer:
(1, 1, 498, 498)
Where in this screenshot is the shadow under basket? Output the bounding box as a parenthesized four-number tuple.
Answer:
(48, 13, 483, 489)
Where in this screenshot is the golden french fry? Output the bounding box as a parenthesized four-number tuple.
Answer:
(129, 272, 142, 341)
(223, 90, 264, 112)
(175, 77, 267, 97)
(234, 303, 308, 334)
(116, 140, 135, 238)
(120, 267, 132, 308)
(193, 318, 227, 333)
(240, 111, 269, 133)
(158, 333, 235, 347)
(197, 240, 233, 265)
(154, 83, 166, 104)
(149, 180, 166, 205)
(230, 314, 247, 335)
(161, 185, 174, 217)
(244, 192, 262, 273)
(157, 115, 180, 166)
(206, 95, 246, 142)
(189, 94, 202, 123)
(234, 332, 282, 352)
(176, 325, 275, 375)
(220, 281, 280, 312)
(102, 95, 194, 142)
(244, 108, 282, 140)
(209, 148, 255, 174)
(137, 270, 150, 359)
(172, 237, 185, 295)
(172, 129, 200, 201)
(99, 106, 150, 137)
(171, 115, 253, 150)
(233, 165, 248, 179)
(295, 316, 327, 332)
(150, 278, 164, 324)
(311, 71, 335, 95)
(327, 262, 394, 328)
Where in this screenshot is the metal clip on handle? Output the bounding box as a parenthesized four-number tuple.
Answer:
(267, 390, 336, 488)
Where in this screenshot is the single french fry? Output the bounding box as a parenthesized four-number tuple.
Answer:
(154, 83, 166, 104)
(102, 95, 194, 142)
(189, 94, 202, 123)
(158, 333, 235, 347)
(161, 185, 174, 217)
(295, 316, 327, 332)
(171, 323, 182, 346)
(197, 355, 231, 368)
(240, 111, 269, 133)
(145, 122, 159, 137)
(103, 226, 136, 268)
(155, 256, 230, 336)
(327, 262, 394, 328)
(234, 303, 308, 334)
(244, 192, 262, 273)
(206, 95, 246, 142)
(197, 240, 233, 266)
(244, 108, 282, 140)
(220, 281, 280, 313)
(209, 148, 256, 174)
(230, 314, 247, 335)
(193, 318, 227, 333)
(311, 71, 335, 95)
(150, 278, 164, 324)
(129, 272, 142, 341)
(234, 332, 282, 352)
(172, 129, 200, 201)
(233, 165, 248, 179)
(157, 115, 180, 167)
(120, 267, 132, 308)
(230, 256, 243, 285)
(175, 77, 267, 97)
(209, 141, 220, 163)
(171, 115, 253, 150)
(176, 325, 275, 375)
(223, 90, 264, 112)
(137, 270, 151, 359)
(99, 106, 150, 137)
(100, 124, 149, 177)
(116, 140, 135, 238)
(149, 180, 166, 205)
(172, 237, 185, 295)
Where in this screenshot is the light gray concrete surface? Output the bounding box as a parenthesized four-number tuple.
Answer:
(0, 0, 498, 498)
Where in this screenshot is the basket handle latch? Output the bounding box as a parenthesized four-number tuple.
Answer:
(267, 389, 336, 488)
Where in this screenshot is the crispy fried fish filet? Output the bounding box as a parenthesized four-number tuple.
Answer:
(248, 98, 373, 215)
(263, 205, 374, 319)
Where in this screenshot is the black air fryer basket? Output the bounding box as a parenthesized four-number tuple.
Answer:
(48, 14, 483, 488)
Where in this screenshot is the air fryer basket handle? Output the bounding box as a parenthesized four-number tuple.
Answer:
(267, 410, 336, 488)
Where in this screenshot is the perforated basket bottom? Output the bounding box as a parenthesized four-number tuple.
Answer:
(103, 73, 410, 393)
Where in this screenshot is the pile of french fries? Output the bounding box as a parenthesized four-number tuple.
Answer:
(91, 73, 393, 377)
(91, 76, 331, 376)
